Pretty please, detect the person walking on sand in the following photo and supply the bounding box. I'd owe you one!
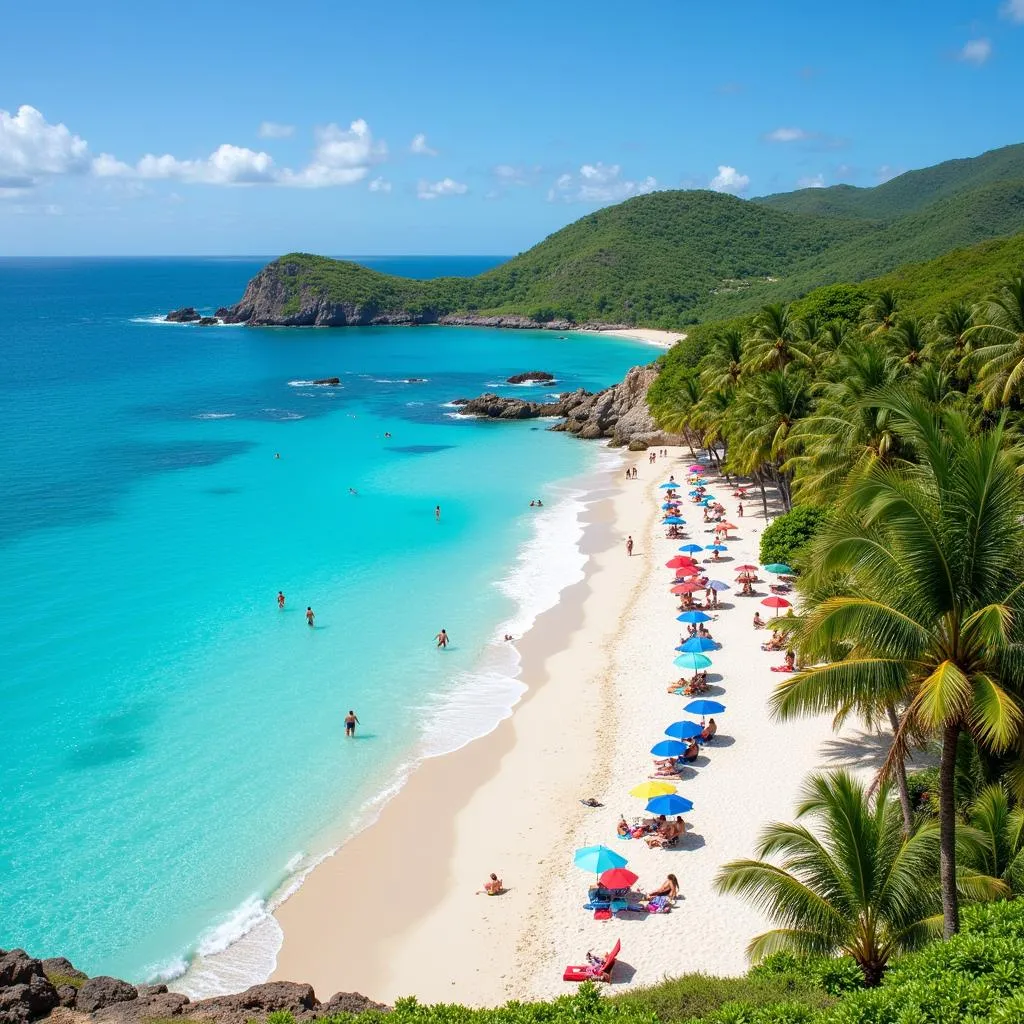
[737,502,743,517]
[344,709,359,737]
[626,535,634,556]
[306,606,315,627]
[436,628,449,649]
[277,591,285,610]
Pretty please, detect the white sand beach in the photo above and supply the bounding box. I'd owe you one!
[271,451,879,1005]
[594,328,684,349]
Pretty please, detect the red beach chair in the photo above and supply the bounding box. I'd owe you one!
[563,939,621,983]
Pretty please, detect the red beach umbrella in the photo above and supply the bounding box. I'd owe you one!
[675,581,704,594]
[761,596,792,608]
[666,556,698,569]
[736,564,759,572]
[599,867,639,889]
[687,465,704,473]
[673,566,700,577]
[736,573,758,582]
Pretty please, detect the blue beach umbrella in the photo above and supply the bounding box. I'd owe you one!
[706,543,728,552]
[646,793,694,815]
[764,563,793,574]
[664,516,685,525]
[707,580,730,591]
[674,652,712,671]
[662,503,681,511]
[665,720,704,740]
[650,740,688,757]
[688,489,702,496]
[679,543,703,553]
[679,636,716,653]
[573,844,628,874]
[659,482,680,489]
[685,699,726,716]
[677,610,712,624]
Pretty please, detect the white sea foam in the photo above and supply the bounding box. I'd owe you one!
[260,409,304,421]
[444,411,477,420]
[405,401,424,407]
[195,412,236,420]
[287,379,344,388]
[439,401,464,409]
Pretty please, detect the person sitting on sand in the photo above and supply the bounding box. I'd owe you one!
[667,677,685,693]
[682,738,700,763]
[785,649,796,670]
[753,611,764,629]
[741,580,754,596]
[478,872,503,895]
[702,718,717,742]
[617,816,631,838]
[645,874,679,902]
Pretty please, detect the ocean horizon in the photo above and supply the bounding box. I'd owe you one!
[0,256,651,991]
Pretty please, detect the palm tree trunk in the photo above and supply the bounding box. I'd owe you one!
[885,703,914,835]
[756,471,769,519]
[939,720,961,937]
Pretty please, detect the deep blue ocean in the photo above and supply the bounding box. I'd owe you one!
[0,256,651,990]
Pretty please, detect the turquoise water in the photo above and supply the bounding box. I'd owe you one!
[0,258,649,987]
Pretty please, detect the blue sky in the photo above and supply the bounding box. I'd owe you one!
[1,0,1022,255]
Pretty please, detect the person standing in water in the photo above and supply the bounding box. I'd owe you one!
[436,628,449,649]
[277,591,286,610]
[626,535,634,557]
[435,505,441,521]
[344,710,360,737]
[306,606,315,627]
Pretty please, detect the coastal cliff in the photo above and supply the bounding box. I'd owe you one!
[0,948,386,1024]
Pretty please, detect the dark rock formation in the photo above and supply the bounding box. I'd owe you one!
[76,978,137,1013]
[0,951,59,1024]
[197,317,219,326]
[0,949,388,1024]
[312,377,341,386]
[452,365,677,448]
[507,371,555,384]
[166,307,201,323]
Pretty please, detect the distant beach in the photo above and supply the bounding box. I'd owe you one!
[268,452,876,1005]
[593,328,684,349]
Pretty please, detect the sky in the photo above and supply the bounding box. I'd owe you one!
[1,0,1023,256]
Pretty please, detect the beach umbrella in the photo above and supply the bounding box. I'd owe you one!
[573,844,628,874]
[685,699,726,716]
[666,556,697,569]
[659,481,680,489]
[651,739,688,757]
[764,563,793,574]
[665,720,704,739]
[706,543,728,552]
[688,489,703,496]
[679,636,716,652]
[664,516,685,525]
[675,581,704,595]
[646,793,694,815]
[674,652,712,671]
[688,465,704,473]
[736,574,758,583]
[661,502,680,510]
[599,867,639,889]
[707,580,730,591]
[679,543,704,553]
[677,610,712,623]
[629,780,676,799]
[718,522,739,533]
[736,564,759,572]
[762,596,792,608]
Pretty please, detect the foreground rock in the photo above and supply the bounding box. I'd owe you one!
[165,307,200,323]
[507,370,555,384]
[0,949,388,1024]
[455,364,677,448]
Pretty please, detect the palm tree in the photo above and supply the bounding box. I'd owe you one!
[969,278,1024,408]
[772,393,1024,937]
[727,368,813,513]
[861,289,901,337]
[648,369,703,454]
[715,771,941,986]
[700,326,746,394]
[959,784,1024,896]
[927,300,975,378]
[744,304,812,372]
[889,316,931,368]
[787,342,908,506]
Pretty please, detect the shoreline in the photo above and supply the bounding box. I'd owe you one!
[587,327,684,349]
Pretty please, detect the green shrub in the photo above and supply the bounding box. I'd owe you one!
[266,1013,296,1024]
[44,972,85,990]
[759,506,829,569]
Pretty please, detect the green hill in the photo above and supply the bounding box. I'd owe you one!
[221,142,1024,329]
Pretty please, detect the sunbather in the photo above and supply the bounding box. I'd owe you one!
[645,873,679,902]
[478,872,503,895]
[701,718,717,741]
[616,817,631,838]
[682,739,699,763]
[752,612,764,629]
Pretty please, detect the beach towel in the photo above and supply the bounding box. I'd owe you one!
[647,896,671,913]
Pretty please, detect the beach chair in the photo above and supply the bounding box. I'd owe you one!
[563,939,621,983]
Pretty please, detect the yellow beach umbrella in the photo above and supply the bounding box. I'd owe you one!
[629,780,677,799]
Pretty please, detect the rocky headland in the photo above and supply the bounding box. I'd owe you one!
[0,948,387,1024]
[454,365,678,449]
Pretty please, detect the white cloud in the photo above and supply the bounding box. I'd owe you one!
[797,173,825,188]
[258,121,294,139]
[876,164,903,183]
[765,127,809,143]
[410,133,438,156]
[548,162,657,203]
[417,177,468,200]
[958,38,992,63]
[280,119,386,187]
[368,176,392,193]
[494,163,527,184]
[709,165,750,194]
[0,105,90,190]
[96,143,278,185]
[1001,0,1024,21]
